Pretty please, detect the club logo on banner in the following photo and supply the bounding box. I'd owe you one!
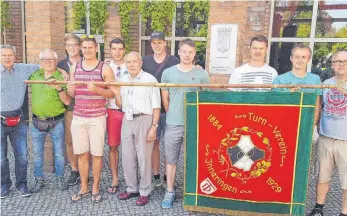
[198,105,300,203]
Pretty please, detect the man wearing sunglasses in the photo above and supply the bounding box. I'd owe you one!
[29,49,71,193]
[105,38,128,194]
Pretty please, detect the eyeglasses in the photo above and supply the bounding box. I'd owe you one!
[40,58,56,62]
[66,44,79,48]
[332,60,347,66]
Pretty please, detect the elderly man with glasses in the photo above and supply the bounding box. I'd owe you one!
[29,49,71,193]
[1,45,68,199]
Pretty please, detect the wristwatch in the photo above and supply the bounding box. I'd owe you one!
[152,123,159,128]
[57,88,64,92]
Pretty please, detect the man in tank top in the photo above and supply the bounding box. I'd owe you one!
[67,36,116,203]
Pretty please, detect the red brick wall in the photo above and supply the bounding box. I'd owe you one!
[104,3,138,59]
[104,5,122,59]
[244,1,271,63]
[128,10,139,53]
[4,1,24,62]
[206,1,272,84]
[25,1,65,63]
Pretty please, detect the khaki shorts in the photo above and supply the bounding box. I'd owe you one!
[316,135,347,189]
[71,115,106,156]
[64,111,73,145]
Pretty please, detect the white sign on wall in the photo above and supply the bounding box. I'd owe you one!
[209,24,238,74]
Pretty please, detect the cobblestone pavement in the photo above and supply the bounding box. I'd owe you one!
[1,130,342,216]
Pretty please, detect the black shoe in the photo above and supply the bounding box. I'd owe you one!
[307,208,323,216]
[30,177,44,193]
[67,171,80,186]
[16,184,31,197]
[1,185,10,199]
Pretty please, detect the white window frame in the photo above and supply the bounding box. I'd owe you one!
[139,3,208,55]
[267,0,347,72]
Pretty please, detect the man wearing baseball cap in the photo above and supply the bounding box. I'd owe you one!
[142,31,179,188]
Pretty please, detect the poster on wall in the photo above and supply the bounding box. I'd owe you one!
[209,24,238,75]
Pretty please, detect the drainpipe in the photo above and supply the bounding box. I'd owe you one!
[21,0,26,63]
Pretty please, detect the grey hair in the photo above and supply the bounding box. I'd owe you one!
[332,49,347,61]
[39,49,58,60]
[0,44,16,55]
[124,51,142,62]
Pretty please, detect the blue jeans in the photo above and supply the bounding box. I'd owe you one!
[1,113,28,188]
[31,119,65,177]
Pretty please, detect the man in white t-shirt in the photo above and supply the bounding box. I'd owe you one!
[105,38,128,194]
[228,35,277,92]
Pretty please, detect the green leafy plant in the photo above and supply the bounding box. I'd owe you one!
[118,1,138,52]
[67,0,86,32]
[67,0,108,35]
[0,0,11,32]
[139,0,176,34]
[68,0,210,53]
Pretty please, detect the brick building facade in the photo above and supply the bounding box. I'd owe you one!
[2,0,347,171]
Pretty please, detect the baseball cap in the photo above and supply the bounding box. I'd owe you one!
[150,31,165,41]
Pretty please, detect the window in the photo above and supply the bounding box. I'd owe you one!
[139,1,208,68]
[269,0,347,76]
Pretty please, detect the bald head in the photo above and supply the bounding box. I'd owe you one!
[125,51,143,77]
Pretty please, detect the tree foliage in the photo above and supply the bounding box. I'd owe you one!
[139,0,176,35]
[0,0,11,32]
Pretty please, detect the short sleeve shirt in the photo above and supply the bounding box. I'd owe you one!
[29,69,67,117]
[228,63,278,92]
[272,71,322,95]
[119,71,161,114]
[161,65,210,125]
[319,77,347,140]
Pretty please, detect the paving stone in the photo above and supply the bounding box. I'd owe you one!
[1,130,342,216]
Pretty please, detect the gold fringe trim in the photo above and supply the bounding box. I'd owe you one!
[184,205,296,216]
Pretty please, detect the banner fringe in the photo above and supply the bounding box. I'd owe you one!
[184,205,293,216]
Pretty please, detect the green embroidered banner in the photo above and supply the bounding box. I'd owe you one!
[184,91,317,216]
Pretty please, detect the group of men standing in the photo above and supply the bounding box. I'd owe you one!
[1,32,346,215]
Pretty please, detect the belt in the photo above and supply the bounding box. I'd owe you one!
[33,113,64,121]
[133,113,148,118]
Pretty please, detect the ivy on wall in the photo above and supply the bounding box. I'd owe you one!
[68,0,210,53]
[118,1,138,52]
[0,0,11,32]
[67,0,108,35]
[139,0,176,34]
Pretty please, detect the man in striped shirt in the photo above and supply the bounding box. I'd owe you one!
[67,36,116,203]
[228,35,278,92]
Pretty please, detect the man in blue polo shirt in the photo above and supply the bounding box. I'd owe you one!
[273,44,322,125]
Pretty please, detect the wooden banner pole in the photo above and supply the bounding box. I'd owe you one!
[24,80,347,93]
